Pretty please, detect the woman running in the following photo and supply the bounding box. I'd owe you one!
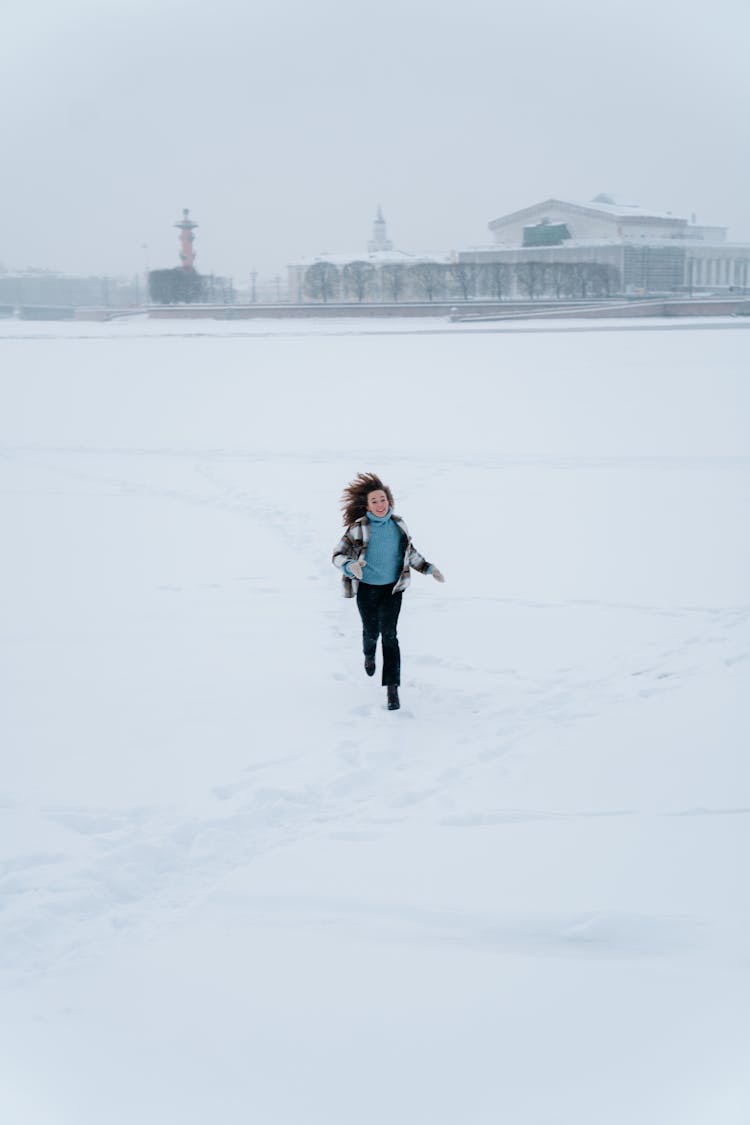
[332,472,444,710]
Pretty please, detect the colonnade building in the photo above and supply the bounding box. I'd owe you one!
[459,196,750,296]
[287,208,449,304]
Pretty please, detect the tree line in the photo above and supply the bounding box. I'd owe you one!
[303,259,621,303]
[148,268,234,305]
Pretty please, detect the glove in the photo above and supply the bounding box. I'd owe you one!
[431,566,445,583]
[348,559,366,580]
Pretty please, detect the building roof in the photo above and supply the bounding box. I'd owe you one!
[566,198,683,221]
[293,248,451,267]
[295,249,415,267]
[489,197,687,230]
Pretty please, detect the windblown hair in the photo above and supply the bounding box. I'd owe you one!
[340,472,395,527]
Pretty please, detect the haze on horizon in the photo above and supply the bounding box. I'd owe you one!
[1,0,747,282]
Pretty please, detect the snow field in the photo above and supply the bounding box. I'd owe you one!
[1,317,749,1124]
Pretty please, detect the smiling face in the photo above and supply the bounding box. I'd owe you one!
[366,489,389,517]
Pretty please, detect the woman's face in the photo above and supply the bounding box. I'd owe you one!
[366,489,389,517]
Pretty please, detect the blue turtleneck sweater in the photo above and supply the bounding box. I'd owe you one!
[345,509,403,585]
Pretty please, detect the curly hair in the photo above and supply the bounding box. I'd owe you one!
[340,472,395,527]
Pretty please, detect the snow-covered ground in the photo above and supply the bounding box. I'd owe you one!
[2,316,749,1124]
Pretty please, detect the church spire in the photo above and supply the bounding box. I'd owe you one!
[368,205,393,252]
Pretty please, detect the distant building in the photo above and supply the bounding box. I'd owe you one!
[0,269,140,314]
[459,196,750,296]
[288,196,750,306]
[288,208,449,304]
[367,205,393,253]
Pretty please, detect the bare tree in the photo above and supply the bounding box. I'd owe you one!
[148,267,204,304]
[589,263,620,297]
[381,263,406,303]
[480,261,511,301]
[546,261,575,299]
[570,262,596,298]
[570,262,585,297]
[449,262,478,301]
[342,261,375,303]
[515,261,547,300]
[304,262,340,303]
[409,262,446,303]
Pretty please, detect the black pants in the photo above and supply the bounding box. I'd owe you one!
[356,583,403,686]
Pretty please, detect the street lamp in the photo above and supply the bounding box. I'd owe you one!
[141,243,149,306]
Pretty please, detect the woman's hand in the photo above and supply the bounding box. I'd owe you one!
[348,560,366,580]
[431,566,445,583]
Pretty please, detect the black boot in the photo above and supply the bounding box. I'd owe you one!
[364,655,376,677]
[387,685,400,711]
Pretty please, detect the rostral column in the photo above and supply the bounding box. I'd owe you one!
[175,208,198,269]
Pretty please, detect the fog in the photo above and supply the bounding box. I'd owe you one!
[1,0,748,280]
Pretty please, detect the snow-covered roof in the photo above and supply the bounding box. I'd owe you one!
[489,198,689,229]
[566,198,684,222]
[292,248,447,267]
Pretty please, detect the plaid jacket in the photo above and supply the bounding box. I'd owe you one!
[332,514,432,598]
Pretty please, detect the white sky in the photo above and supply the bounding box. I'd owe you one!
[1,0,748,279]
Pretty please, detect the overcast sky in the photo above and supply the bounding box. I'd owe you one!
[1,0,748,280]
